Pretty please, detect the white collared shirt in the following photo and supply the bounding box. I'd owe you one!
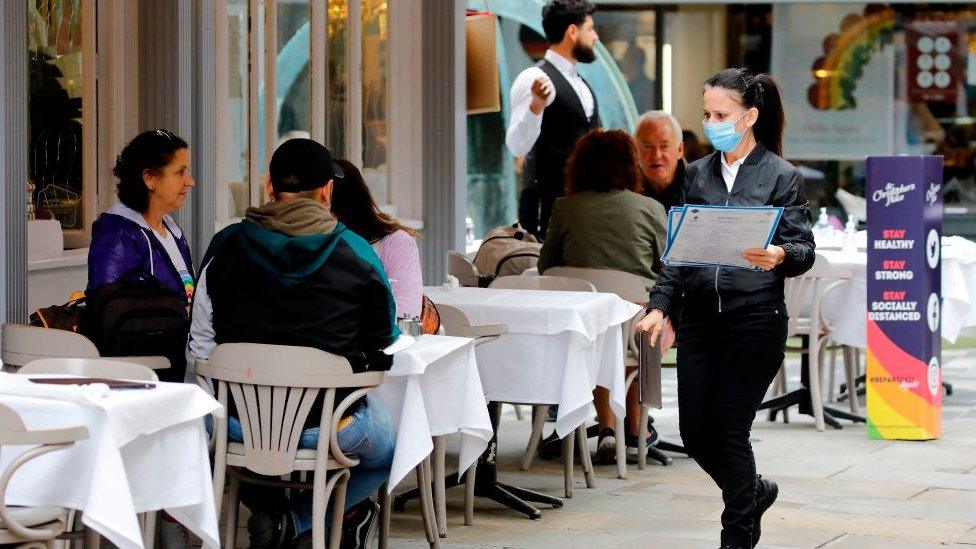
[505,49,596,157]
[720,153,746,194]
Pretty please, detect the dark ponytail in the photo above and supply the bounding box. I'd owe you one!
[704,68,785,157]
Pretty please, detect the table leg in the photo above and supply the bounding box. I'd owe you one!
[464,462,476,526]
[433,436,447,538]
[142,512,157,549]
[562,429,574,498]
[394,402,564,521]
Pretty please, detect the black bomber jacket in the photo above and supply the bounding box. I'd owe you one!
[647,143,816,317]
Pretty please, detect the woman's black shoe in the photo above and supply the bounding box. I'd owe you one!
[752,475,779,547]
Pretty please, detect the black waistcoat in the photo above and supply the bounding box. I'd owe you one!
[521,59,601,195]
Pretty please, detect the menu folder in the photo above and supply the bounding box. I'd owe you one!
[29,377,156,390]
[637,330,663,409]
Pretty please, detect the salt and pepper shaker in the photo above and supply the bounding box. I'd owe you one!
[397,316,423,337]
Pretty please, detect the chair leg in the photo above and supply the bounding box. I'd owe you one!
[433,436,448,538]
[576,425,596,489]
[378,482,392,549]
[614,412,627,479]
[311,468,328,549]
[328,472,349,549]
[83,529,99,549]
[142,512,157,549]
[521,405,548,471]
[513,404,525,421]
[638,404,650,470]
[844,346,861,414]
[224,475,240,549]
[464,462,476,526]
[562,430,575,498]
[809,339,826,432]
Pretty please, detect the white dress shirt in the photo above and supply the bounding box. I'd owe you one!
[720,153,746,194]
[505,49,596,158]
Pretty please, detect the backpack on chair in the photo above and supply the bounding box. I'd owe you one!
[78,279,189,382]
[473,223,542,278]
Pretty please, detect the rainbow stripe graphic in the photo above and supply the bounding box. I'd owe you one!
[808,6,895,110]
[866,319,941,440]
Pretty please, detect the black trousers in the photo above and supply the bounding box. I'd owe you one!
[676,300,788,547]
[517,187,560,240]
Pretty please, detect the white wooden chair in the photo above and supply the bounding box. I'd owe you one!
[16,357,159,548]
[545,267,655,477]
[431,303,507,532]
[487,274,597,498]
[1,324,170,372]
[0,403,88,549]
[445,251,481,288]
[779,253,834,431]
[197,343,400,549]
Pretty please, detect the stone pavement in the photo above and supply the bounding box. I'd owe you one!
[385,343,976,549]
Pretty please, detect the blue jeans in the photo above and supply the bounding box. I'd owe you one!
[226,395,396,534]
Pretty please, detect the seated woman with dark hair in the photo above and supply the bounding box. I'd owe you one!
[87,129,195,381]
[330,158,423,319]
[538,128,668,462]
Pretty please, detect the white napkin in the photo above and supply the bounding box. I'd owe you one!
[383,335,417,355]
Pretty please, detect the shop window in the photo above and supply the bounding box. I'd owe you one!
[27,0,87,234]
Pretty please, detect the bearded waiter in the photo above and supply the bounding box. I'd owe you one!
[506,0,601,240]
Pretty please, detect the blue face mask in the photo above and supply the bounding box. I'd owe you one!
[702,111,748,153]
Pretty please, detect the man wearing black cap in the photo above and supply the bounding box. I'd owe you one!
[189,138,397,548]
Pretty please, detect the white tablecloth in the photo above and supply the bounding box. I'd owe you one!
[425,287,641,438]
[373,335,492,493]
[0,374,221,549]
[817,236,976,348]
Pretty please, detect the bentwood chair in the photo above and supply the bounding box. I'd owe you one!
[0,403,88,549]
[545,267,668,476]
[431,303,507,533]
[487,275,597,498]
[197,343,393,549]
[1,324,170,373]
[16,357,160,548]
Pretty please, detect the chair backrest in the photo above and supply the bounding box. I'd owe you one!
[0,403,88,542]
[489,274,595,292]
[446,250,480,287]
[783,253,833,337]
[544,266,648,303]
[436,303,472,335]
[434,303,508,340]
[835,188,866,223]
[19,358,159,381]
[197,343,385,476]
[1,324,99,368]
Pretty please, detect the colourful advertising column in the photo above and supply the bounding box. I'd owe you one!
[866,156,942,440]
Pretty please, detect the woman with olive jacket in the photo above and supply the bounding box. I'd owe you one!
[636,68,815,549]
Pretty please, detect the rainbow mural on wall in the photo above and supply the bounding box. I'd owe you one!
[866,156,943,440]
[808,6,895,110]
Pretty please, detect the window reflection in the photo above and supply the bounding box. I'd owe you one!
[227,0,250,218]
[361,0,390,204]
[28,0,84,230]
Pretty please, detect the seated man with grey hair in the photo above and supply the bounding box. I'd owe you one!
[634,110,686,211]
